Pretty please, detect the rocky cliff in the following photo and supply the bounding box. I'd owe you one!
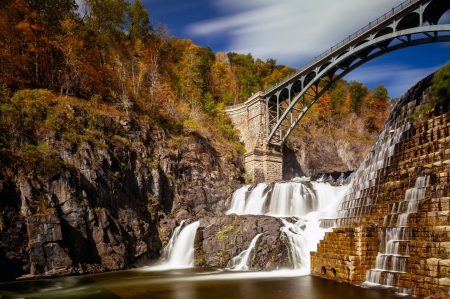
[283,134,371,179]
[0,95,244,282]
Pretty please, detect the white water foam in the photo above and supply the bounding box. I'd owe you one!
[152,221,200,270]
[225,181,350,271]
[227,233,263,270]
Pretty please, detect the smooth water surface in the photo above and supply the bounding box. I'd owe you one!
[0,268,414,299]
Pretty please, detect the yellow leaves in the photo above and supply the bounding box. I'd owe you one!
[344,93,351,114]
[216,52,227,62]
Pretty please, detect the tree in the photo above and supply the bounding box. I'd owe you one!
[329,80,348,118]
[373,84,388,102]
[80,0,128,48]
[24,0,78,36]
[126,0,152,42]
[348,81,368,113]
[0,0,47,88]
[210,52,232,104]
[227,52,259,103]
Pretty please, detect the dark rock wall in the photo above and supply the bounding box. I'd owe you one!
[283,135,371,180]
[0,115,244,282]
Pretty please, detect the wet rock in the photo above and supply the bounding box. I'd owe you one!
[194,215,291,270]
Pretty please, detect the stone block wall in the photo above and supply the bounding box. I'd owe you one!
[226,93,283,183]
[310,227,378,284]
[311,73,450,298]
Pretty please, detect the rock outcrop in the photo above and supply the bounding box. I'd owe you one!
[0,110,244,282]
[283,134,372,179]
[194,215,292,270]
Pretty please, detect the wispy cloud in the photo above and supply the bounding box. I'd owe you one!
[187,0,406,67]
[344,63,441,98]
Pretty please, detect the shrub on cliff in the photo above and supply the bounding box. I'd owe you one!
[432,61,450,111]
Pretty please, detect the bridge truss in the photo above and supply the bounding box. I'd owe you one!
[264,0,450,145]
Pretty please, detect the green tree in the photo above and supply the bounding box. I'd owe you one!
[126,0,152,42]
[373,84,388,102]
[348,81,368,113]
[227,52,259,103]
[81,0,128,47]
[25,0,78,35]
[329,80,348,118]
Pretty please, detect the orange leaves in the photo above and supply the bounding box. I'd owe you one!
[0,0,44,88]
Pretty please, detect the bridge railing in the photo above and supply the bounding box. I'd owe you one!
[263,0,420,96]
[224,91,264,111]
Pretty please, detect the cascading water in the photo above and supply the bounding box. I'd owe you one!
[227,183,269,215]
[335,121,411,227]
[227,233,263,270]
[226,180,350,271]
[163,220,186,260]
[364,176,429,290]
[161,221,200,268]
[157,178,348,273]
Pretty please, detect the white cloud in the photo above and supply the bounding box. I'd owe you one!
[187,0,406,67]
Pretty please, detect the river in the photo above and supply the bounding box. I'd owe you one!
[0,267,414,299]
[0,180,415,298]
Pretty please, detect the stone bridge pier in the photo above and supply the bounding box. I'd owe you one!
[225,93,283,183]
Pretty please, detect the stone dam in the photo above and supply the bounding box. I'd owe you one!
[311,73,450,298]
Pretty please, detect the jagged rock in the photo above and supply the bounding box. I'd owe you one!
[194,215,292,270]
[0,112,243,282]
[283,135,370,179]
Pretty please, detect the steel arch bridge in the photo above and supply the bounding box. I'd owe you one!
[260,0,450,145]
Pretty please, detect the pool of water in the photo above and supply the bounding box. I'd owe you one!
[0,268,414,299]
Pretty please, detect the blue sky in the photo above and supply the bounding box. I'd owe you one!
[143,0,450,98]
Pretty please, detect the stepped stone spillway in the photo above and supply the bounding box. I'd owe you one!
[311,73,450,298]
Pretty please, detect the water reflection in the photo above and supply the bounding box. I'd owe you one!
[0,268,414,299]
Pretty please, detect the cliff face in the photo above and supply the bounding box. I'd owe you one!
[0,106,244,282]
[283,135,371,179]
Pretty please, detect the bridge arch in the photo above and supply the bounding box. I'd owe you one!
[263,0,450,145]
[224,0,450,183]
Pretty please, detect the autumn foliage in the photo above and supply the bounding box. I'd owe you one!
[295,80,391,142]
[0,0,392,158]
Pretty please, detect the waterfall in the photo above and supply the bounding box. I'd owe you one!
[163,220,186,260]
[336,173,345,185]
[364,176,429,289]
[280,218,325,270]
[225,180,350,270]
[227,181,348,218]
[227,185,252,215]
[163,221,200,268]
[335,122,411,227]
[269,183,316,217]
[227,233,263,270]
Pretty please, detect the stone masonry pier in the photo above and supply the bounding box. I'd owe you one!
[225,93,282,183]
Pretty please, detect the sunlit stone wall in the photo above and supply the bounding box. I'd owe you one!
[226,93,282,183]
[312,74,450,298]
[310,227,378,283]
